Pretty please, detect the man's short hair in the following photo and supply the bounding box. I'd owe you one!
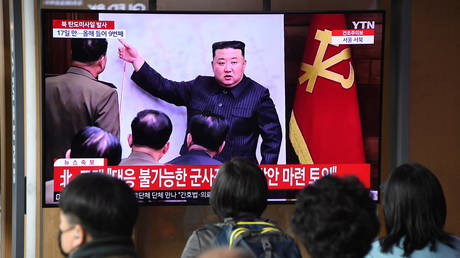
[210,158,267,219]
[131,109,172,150]
[71,38,108,63]
[292,176,379,258]
[70,126,121,165]
[190,114,228,152]
[212,40,245,58]
[59,173,138,238]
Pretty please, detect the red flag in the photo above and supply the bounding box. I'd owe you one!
[289,14,365,164]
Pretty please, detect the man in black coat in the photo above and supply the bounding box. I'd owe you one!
[168,113,228,165]
[118,40,282,165]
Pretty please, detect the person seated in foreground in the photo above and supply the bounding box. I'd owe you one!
[66,126,122,165]
[292,175,379,258]
[168,113,228,165]
[58,173,138,257]
[119,109,172,165]
[365,162,460,258]
[181,158,301,258]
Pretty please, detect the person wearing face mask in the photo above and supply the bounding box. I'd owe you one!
[58,173,138,258]
[118,39,282,165]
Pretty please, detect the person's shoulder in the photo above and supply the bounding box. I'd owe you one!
[166,156,183,164]
[243,76,268,91]
[433,237,460,257]
[364,240,388,258]
[97,80,117,89]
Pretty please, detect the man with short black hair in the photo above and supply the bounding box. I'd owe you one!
[58,173,138,257]
[45,38,119,182]
[168,114,228,165]
[118,39,282,165]
[119,109,172,165]
[66,126,122,166]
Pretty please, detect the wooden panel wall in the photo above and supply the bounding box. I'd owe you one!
[408,0,460,235]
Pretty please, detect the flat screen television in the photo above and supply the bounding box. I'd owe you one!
[42,10,384,207]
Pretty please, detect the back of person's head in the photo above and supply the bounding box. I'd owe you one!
[381,162,453,256]
[59,173,138,238]
[212,40,245,58]
[198,248,254,258]
[131,109,172,150]
[70,126,121,165]
[210,158,267,219]
[71,38,108,63]
[292,176,379,258]
[190,114,228,152]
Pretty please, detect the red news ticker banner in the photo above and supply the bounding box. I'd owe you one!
[331,29,375,36]
[52,19,115,29]
[53,159,370,192]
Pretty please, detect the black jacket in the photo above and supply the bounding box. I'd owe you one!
[132,62,282,164]
[69,236,137,258]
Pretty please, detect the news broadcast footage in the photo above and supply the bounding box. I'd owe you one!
[42,10,384,206]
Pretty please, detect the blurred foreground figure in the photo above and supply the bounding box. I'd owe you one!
[292,176,379,258]
[181,158,301,258]
[58,173,138,257]
[366,163,460,258]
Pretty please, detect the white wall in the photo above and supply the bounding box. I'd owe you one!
[99,13,286,163]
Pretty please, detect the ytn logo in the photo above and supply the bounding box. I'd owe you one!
[352,21,375,29]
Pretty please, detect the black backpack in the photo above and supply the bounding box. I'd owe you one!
[206,220,301,258]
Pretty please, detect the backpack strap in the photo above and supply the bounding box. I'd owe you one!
[261,236,273,258]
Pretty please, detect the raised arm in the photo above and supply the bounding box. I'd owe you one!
[118,39,145,72]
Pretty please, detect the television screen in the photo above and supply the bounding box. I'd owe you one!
[42,10,384,206]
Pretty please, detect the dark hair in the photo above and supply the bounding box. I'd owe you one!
[380,162,454,256]
[212,41,245,58]
[71,38,108,63]
[190,114,228,152]
[70,126,121,165]
[59,173,138,238]
[210,158,267,219]
[131,109,172,150]
[292,176,379,258]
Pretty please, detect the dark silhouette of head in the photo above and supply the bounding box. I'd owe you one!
[131,109,172,150]
[70,126,121,165]
[189,114,228,152]
[71,38,108,63]
[380,162,454,256]
[59,173,138,239]
[210,158,267,219]
[292,176,379,258]
[212,40,245,58]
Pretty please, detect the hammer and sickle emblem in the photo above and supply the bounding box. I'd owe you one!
[298,29,355,93]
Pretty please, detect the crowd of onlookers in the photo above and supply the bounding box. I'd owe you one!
[58,138,460,258]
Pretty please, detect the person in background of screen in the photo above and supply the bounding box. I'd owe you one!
[181,158,301,258]
[365,163,460,258]
[45,38,119,182]
[119,109,172,165]
[58,173,138,257]
[198,248,253,258]
[66,126,122,165]
[292,175,379,258]
[168,113,228,165]
[46,126,122,204]
[118,39,282,165]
